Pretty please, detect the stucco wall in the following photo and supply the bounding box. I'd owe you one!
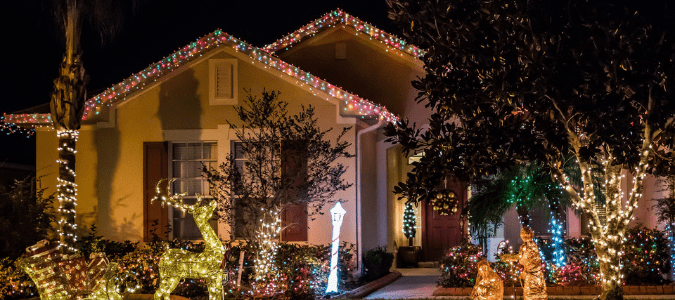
[278,28,430,124]
[35,47,357,247]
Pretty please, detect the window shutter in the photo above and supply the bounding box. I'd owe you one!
[143,142,169,241]
[215,63,233,99]
[283,203,308,241]
[281,143,308,241]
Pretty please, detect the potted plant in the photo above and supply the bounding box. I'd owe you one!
[398,202,422,267]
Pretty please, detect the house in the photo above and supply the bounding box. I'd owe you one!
[4,9,667,271]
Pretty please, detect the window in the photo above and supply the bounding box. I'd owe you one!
[209,59,238,105]
[171,142,218,240]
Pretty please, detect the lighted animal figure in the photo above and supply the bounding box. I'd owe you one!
[471,259,504,300]
[503,227,547,300]
[153,179,226,300]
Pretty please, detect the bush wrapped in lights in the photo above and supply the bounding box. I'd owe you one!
[622,226,671,285]
[438,240,483,287]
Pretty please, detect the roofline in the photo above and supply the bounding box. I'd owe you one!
[5,29,399,127]
[263,9,425,59]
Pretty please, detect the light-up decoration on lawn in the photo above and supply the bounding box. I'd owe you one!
[20,240,121,300]
[470,260,503,300]
[326,202,346,294]
[503,228,547,300]
[152,179,226,300]
[263,9,425,59]
[5,25,400,131]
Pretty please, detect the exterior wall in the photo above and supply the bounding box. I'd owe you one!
[278,28,429,124]
[35,48,357,247]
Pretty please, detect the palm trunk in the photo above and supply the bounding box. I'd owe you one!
[50,4,86,253]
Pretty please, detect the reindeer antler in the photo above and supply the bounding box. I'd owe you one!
[152,179,194,212]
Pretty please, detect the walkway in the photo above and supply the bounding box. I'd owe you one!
[364,268,443,299]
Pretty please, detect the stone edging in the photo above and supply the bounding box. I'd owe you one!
[434,285,675,296]
[334,270,403,299]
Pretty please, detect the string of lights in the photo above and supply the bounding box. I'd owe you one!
[4,24,402,133]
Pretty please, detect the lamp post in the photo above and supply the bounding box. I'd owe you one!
[326,202,346,294]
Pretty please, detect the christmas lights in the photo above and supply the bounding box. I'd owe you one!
[402,202,417,246]
[20,240,121,300]
[252,206,282,297]
[55,129,79,253]
[5,27,400,131]
[263,9,425,59]
[548,216,566,267]
[151,180,226,300]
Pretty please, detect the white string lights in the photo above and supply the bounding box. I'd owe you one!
[55,129,79,253]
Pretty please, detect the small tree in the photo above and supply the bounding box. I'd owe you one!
[402,202,416,246]
[385,1,675,299]
[204,90,353,283]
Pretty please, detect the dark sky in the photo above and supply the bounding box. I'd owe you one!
[0,0,398,165]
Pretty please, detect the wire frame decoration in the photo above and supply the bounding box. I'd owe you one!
[430,189,459,215]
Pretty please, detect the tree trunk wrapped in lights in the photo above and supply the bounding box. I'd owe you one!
[252,206,282,296]
[50,4,87,254]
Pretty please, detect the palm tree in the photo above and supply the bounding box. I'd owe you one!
[48,0,143,253]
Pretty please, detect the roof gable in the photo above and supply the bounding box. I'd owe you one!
[263,9,425,60]
[5,29,398,128]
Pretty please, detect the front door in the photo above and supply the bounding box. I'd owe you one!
[423,178,466,261]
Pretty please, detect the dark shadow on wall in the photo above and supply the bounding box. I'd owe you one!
[157,68,202,130]
[94,125,121,239]
[155,68,203,238]
[94,68,202,241]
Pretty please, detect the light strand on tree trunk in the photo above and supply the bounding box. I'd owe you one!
[56,129,79,253]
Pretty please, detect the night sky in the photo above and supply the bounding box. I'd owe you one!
[0,0,397,165]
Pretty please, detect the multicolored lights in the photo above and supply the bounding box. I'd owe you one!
[263,9,425,59]
[5,10,408,131]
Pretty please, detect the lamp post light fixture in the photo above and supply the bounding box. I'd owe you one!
[326,201,346,294]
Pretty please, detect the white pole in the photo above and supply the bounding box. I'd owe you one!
[326,202,346,293]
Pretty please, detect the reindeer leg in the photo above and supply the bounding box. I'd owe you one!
[208,272,224,300]
[154,274,181,300]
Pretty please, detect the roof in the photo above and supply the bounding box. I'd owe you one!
[263,9,425,60]
[4,28,399,128]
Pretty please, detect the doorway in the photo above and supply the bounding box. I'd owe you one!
[423,177,467,261]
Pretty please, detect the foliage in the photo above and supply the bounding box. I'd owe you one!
[0,257,37,300]
[622,225,671,285]
[361,246,395,282]
[0,177,55,259]
[1,235,357,300]
[386,0,675,297]
[204,90,354,239]
[75,225,138,260]
[653,176,675,226]
[438,240,482,287]
[468,162,570,246]
[440,227,671,288]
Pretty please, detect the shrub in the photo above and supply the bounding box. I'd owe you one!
[622,225,671,285]
[438,240,482,287]
[361,246,394,282]
[0,177,55,259]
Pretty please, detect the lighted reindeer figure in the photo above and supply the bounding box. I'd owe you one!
[153,179,226,300]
